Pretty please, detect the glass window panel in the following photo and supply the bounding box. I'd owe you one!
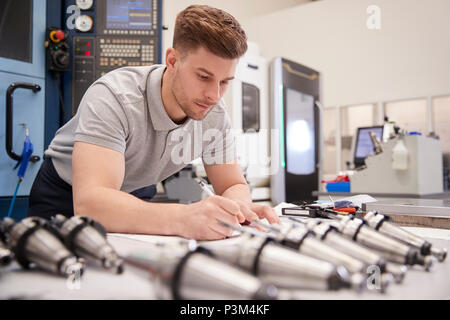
[242,82,260,132]
[323,107,337,175]
[0,0,33,62]
[385,99,427,134]
[340,104,375,169]
[285,88,315,175]
[433,96,450,168]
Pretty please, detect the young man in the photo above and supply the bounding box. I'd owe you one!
[29,5,280,240]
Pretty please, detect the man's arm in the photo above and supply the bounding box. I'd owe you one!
[204,160,280,224]
[72,141,242,239]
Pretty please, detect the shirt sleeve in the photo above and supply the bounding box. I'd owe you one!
[74,82,129,154]
[202,110,237,165]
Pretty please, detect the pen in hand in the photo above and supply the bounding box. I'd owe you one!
[197,179,259,228]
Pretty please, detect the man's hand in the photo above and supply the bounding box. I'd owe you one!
[180,195,246,240]
[234,200,281,225]
[177,196,281,241]
[203,161,281,230]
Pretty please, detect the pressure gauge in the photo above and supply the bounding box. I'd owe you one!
[75,15,93,32]
[76,0,94,10]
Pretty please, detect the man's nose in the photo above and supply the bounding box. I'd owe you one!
[204,82,220,103]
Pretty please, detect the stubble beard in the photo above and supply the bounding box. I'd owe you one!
[171,75,215,121]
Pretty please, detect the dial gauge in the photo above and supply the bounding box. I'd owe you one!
[76,0,94,10]
[75,15,93,32]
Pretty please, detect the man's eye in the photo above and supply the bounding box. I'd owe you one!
[198,75,208,80]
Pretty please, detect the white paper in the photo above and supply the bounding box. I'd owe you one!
[339,194,377,208]
[273,202,300,216]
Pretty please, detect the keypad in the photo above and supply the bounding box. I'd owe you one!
[98,37,155,66]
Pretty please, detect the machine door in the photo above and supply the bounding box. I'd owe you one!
[281,58,320,203]
[0,0,46,201]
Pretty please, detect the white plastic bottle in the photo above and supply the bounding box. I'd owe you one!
[392,139,409,170]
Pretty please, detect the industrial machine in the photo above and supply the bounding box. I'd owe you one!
[224,42,271,201]
[0,0,47,218]
[0,0,162,219]
[162,165,204,204]
[270,57,321,204]
[351,133,444,195]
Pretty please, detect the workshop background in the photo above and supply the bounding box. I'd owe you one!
[1,0,449,218]
[1,0,450,303]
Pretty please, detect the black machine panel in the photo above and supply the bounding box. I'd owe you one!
[67,0,162,115]
[72,37,95,112]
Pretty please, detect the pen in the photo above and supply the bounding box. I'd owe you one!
[197,179,245,234]
[197,179,215,196]
[196,179,264,230]
[328,195,334,204]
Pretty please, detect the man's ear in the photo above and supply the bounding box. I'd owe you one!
[165,48,178,72]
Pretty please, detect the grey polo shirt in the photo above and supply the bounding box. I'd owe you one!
[44,65,236,193]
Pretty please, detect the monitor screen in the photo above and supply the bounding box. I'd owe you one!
[0,0,32,62]
[354,126,383,166]
[106,0,152,30]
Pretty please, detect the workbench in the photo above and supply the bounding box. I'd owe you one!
[0,223,449,300]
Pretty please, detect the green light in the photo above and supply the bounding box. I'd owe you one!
[54,46,59,50]
[279,84,286,168]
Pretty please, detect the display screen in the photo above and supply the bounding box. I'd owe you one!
[354,127,383,160]
[285,88,315,175]
[106,0,152,30]
[0,0,32,62]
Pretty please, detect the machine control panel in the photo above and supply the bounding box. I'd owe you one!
[69,0,162,114]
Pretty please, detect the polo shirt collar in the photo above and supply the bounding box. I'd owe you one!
[148,65,190,131]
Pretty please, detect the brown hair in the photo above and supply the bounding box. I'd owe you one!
[173,5,248,59]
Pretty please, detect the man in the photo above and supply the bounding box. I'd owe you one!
[29,5,280,240]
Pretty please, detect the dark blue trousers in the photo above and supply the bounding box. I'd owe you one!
[28,156,156,220]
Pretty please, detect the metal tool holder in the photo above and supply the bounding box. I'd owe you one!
[123,241,278,300]
[202,229,352,291]
[51,214,124,274]
[0,217,84,277]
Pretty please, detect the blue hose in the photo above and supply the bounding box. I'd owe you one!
[7,179,22,218]
[7,130,33,219]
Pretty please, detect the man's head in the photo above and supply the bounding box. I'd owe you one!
[173,5,248,60]
[164,5,248,122]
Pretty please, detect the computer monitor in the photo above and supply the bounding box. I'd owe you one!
[353,126,384,168]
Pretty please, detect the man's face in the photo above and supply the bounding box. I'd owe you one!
[171,46,238,121]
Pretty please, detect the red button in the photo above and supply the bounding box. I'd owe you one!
[55,30,65,40]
